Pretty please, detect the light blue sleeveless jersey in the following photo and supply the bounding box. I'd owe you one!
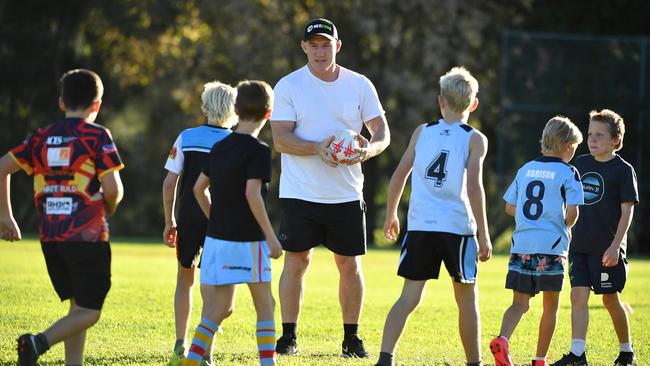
[503,156,584,256]
[407,120,477,235]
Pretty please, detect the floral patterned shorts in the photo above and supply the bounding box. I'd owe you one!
[505,253,566,295]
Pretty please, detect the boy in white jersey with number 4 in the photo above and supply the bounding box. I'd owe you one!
[375,67,492,366]
[490,117,584,366]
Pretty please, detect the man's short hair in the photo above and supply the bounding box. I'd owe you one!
[589,109,625,151]
[235,80,273,122]
[439,67,479,114]
[60,69,104,111]
[201,81,237,126]
[540,116,583,155]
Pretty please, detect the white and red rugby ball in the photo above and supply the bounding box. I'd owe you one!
[329,129,360,164]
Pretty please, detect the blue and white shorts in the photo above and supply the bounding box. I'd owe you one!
[397,231,478,283]
[200,236,272,286]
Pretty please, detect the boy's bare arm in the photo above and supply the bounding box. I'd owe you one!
[101,170,124,217]
[162,171,180,247]
[383,125,422,241]
[0,154,22,241]
[603,202,635,267]
[245,179,282,259]
[193,173,211,219]
[565,205,579,229]
[505,203,516,217]
[467,131,492,261]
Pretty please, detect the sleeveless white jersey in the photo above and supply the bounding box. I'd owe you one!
[407,120,477,235]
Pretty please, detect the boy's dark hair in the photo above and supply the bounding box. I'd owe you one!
[235,80,273,122]
[60,69,104,111]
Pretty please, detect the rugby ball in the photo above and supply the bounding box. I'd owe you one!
[329,129,360,164]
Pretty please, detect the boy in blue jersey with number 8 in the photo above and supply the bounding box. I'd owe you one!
[491,117,584,366]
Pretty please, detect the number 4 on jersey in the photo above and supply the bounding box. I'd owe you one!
[426,150,449,187]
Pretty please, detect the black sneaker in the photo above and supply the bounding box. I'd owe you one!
[275,335,298,355]
[614,351,636,366]
[550,352,588,366]
[342,336,368,358]
[17,334,39,366]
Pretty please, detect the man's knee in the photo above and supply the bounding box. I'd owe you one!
[284,252,311,274]
[335,255,362,277]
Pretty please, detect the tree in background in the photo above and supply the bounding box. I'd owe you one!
[2,0,648,251]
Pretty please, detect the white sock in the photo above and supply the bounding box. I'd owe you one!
[534,356,546,361]
[620,342,633,353]
[500,335,509,342]
[570,339,586,356]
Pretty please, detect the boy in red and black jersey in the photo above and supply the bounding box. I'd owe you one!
[0,69,124,366]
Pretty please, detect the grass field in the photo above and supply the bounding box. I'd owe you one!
[0,239,648,365]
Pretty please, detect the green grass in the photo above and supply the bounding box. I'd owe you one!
[1,239,648,365]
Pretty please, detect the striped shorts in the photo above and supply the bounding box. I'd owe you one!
[200,236,272,286]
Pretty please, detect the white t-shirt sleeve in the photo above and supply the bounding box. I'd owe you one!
[164,134,184,174]
[270,78,297,122]
[360,76,385,123]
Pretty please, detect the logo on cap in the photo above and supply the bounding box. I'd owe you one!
[304,18,338,41]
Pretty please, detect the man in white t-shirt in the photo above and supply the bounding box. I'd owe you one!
[270,18,390,358]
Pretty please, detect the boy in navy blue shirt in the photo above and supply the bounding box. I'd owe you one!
[553,110,638,366]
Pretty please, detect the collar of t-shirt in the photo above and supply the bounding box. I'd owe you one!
[535,156,563,163]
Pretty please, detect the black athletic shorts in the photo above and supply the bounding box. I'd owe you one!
[569,251,628,294]
[278,198,366,256]
[397,231,478,283]
[41,241,112,310]
[176,223,207,268]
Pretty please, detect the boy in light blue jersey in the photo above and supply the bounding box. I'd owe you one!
[491,116,584,366]
[162,81,236,366]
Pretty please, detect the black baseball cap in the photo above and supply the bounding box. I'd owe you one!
[303,18,338,41]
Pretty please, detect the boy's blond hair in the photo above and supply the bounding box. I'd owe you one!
[439,67,479,114]
[540,116,583,154]
[201,81,237,127]
[589,109,625,151]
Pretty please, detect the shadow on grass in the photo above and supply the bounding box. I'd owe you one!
[0,355,166,366]
[559,303,649,311]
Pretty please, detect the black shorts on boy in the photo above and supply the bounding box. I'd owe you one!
[569,251,627,294]
[176,223,207,268]
[278,198,366,256]
[41,241,112,310]
[397,231,478,283]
